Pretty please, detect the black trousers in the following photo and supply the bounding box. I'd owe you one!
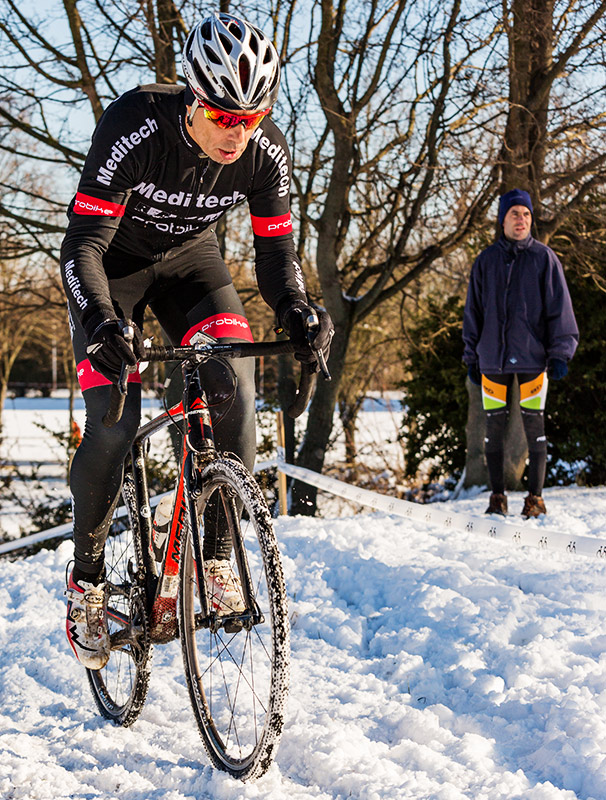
[482,372,547,496]
[68,232,256,576]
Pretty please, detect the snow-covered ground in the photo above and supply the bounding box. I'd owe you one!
[2,399,606,799]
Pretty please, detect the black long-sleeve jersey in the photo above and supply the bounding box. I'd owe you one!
[60,84,307,333]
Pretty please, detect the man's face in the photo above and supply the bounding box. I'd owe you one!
[503,205,532,241]
[186,105,256,165]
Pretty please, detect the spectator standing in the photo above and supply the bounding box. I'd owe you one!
[462,189,578,517]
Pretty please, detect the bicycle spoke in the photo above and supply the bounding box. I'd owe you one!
[203,630,268,713]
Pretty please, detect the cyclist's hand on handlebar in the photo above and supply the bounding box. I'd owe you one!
[86,318,145,382]
[278,299,334,373]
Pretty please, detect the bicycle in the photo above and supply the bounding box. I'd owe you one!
[84,327,326,781]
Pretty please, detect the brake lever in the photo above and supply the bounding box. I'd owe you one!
[102,322,135,428]
[305,311,331,380]
[117,322,135,396]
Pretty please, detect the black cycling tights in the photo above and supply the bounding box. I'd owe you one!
[485,409,547,496]
[69,240,257,579]
[70,383,142,573]
[70,355,256,578]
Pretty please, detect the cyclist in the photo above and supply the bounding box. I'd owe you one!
[61,12,333,669]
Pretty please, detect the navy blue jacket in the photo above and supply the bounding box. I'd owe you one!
[463,235,578,374]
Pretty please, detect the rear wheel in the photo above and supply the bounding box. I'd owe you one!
[87,470,153,726]
[179,458,290,781]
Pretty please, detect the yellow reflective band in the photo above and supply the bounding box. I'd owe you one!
[481,375,507,411]
[520,372,548,410]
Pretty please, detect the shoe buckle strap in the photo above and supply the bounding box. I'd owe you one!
[83,588,104,605]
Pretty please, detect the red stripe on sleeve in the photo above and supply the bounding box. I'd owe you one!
[250,212,293,237]
[74,192,126,217]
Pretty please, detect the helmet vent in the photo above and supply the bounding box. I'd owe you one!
[239,57,250,93]
[203,44,222,64]
[263,46,273,64]
[219,33,233,54]
[226,19,244,40]
[252,76,266,103]
[200,74,215,95]
[220,76,237,97]
[193,57,215,96]
[192,56,205,82]
[201,21,212,40]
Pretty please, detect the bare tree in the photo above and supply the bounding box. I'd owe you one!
[0,0,193,445]
[277,0,506,512]
[464,0,606,489]
[0,0,196,262]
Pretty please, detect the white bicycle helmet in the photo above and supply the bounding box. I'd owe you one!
[182,13,281,113]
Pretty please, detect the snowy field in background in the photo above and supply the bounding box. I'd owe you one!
[0,393,405,540]
[2,399,606,799]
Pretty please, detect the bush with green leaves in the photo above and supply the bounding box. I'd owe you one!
[545,229,606,485]
[399,294,468,482]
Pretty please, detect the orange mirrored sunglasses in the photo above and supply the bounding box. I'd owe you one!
[200,100,271,130]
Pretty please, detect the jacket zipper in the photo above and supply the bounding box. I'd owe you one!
[501,253,516,372]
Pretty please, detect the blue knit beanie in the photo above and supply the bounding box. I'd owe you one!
[497,188,533,226]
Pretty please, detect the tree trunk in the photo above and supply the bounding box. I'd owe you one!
[0,377,7,434]
[342,407,358,473]
[290,325,349,515]
[501,0,554,201]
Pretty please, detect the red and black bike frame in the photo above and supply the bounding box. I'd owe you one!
[110,338,319,639]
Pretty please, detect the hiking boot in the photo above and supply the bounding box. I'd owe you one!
[485,492,508,515]
[65,571,110,670]
[204,559,246,616]
[522,493,546,519]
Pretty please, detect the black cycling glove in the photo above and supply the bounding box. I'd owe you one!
[547,358,568,380]
[86,319,145,382]
[278,299,334,371]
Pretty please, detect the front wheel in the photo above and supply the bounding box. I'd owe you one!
[179,458,290,781]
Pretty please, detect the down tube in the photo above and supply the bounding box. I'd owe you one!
[184,451,210,618]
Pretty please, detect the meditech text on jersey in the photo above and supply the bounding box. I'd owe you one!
[133,181,246,209]
[96,117,159,186]
[250,127,291,197]
[63,259,88,310]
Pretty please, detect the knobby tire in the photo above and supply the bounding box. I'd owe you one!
[179,457,290,781]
